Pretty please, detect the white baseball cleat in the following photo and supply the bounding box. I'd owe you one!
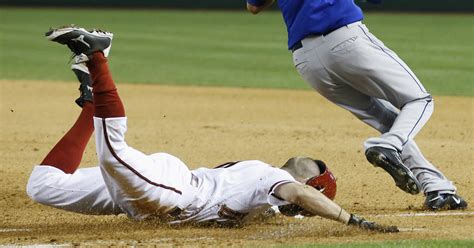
[46,24,113,63]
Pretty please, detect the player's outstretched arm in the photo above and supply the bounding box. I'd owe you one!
[246,0,275,14]
[274,182,399,233]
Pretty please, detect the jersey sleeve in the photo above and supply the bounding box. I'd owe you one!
[262,167,299,206]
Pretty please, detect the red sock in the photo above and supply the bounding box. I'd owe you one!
[87,52,125,118]
[41,102,94,174]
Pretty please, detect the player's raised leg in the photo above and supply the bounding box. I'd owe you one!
[27,59,121,215]
[38,86,93,174]
[72,63,93,108]
[46,25,195,220]
[37,62,94,174]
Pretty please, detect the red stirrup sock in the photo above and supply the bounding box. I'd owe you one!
[40,102,94,174]
[87,52,125,118]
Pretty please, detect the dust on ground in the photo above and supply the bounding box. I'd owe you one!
[0,80,472,246]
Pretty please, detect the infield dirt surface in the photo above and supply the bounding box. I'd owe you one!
[0,80,472,246]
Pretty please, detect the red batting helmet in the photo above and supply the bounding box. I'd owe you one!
[279,159,337,217]
[305,160,337,200]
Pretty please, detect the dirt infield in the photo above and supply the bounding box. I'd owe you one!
[0,80,472,246]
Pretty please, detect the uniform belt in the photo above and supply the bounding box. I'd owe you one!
[290,21,361,53]
[290,41,303,53]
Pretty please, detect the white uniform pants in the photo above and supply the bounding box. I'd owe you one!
[93,117,197,220]
[292,22,455,193]
[27,117,198,220]
[27,165,122,215]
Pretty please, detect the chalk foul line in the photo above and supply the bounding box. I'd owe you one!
[370,211,474,218]
[0,228,31,233]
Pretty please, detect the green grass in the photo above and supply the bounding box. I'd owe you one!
[281,240,474,248]
[0,8,472,96]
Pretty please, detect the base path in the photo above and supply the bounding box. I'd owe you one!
[0,80,472,246]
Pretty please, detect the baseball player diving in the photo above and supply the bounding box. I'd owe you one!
[26,25,398,232]
[245,0,467,210]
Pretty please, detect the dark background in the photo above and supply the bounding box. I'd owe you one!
[0,0,473,12]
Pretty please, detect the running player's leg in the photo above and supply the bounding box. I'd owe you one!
[333,24,464,201]
[302,23,465,208]
[294,42,458,198]
[299,23,433,152]
[344,98,463,209]
[402,140,455,194]
[331,96,456,195]
[358,100,456,195]
[27,65,121,215]
[331,24,433,153]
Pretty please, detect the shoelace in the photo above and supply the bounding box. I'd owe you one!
[55,26,110,63]
[92,28,111,35]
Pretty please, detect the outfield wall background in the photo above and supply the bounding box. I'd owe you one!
[0,0,473,12]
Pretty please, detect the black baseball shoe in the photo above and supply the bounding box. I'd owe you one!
[425,192,468,210]
[46,24,113,62]
[71,63,93,108]
[365,146,421,195]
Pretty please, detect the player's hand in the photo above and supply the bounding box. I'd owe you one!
[348,214,399,233]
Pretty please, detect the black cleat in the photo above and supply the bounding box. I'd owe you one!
[425,192,468,210]
[365,146,421,195]
[71,64,93,108]
[46,24,113,62]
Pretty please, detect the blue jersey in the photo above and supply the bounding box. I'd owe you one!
[277,0,364,49]
[246,0,382,49]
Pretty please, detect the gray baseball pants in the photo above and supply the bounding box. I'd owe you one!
[292,21,456,194]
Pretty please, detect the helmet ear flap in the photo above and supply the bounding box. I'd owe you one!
[305,160,337,200]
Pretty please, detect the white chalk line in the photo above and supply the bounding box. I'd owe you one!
[0,228,31,233]
[1,211,471,245]
[398,228,428,232]
[1,237,216,248]
[286,211,474,220]
[0,245,69,248]
[370,211,474,218]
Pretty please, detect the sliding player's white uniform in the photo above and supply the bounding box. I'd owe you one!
[27,117,296,225]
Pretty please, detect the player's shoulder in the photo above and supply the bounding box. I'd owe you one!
[240,159,271,166]
[240,160,295,179]
[238,160,280,170]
